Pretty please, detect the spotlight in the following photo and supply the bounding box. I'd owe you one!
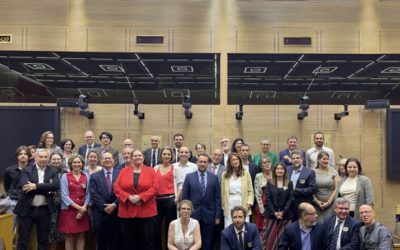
[334,104,349,120]
[182,95,192,119]
[298,96,309,120]
[133,96,145,119]
[78,95,94,119]
[235,105,244,120]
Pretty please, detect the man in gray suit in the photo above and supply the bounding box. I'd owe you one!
[117,139,133,165]
[143,135,162,167]
[207,148,226,250]
[95,132,119,168]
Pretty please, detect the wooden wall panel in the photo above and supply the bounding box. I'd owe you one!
[87,27,127,52]
[379,29,400,53]
[321,29,361,53]
[26,26,68,51]
[234,29,274,53]
[0,26,25,51]
[377,3,400,28]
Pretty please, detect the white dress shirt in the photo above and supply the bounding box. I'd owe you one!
[306,146,335,169]
[31,165,47,206]
[223,151,230,166]
[234,225,245,246]
[176,161,198,190]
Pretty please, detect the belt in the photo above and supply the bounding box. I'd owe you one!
[156,194,175,199]
[30,205,47,209]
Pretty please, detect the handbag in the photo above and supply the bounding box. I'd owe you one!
[0,194,11,214]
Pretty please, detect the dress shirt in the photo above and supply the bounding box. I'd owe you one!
[223,151,230,166]
[243,164,249,170]
[290,165,304,189]
[103,168,117,207]
[31,165,47,206]
[197,171,208,187]
[306,146,335,169]
[299,220,312,250]
[176,161,198,190]
[334,217,346,249]
[101,146,110,157]
[4,164,24,200]
[234,225,245,246]
[211,164,220,174]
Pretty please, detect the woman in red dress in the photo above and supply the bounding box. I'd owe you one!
[58,155,91,250]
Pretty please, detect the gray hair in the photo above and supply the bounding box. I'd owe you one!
[334,197,350,207]
[177,200,195,212]
[151,135,160,141]
[287,136,298,143]
[36,148,49,154]
[290,149,303,160]
[195,143,206,151]
[220,136,230,142]
[87,149,99,159]
[84,130,95,137]
[260,138,270,144]
[230,205,247,218]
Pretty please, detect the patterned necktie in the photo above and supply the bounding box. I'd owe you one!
[212,166,216,174]
[152,150,156,167]
[106,171,111,194]
[330,220,342,250]
[238,231,244,250]
[200,174,206,196]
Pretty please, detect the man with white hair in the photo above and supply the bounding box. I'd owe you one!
[220,136,231,166]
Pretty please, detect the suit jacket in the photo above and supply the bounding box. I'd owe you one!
[95,146,119,167]
[221,222,262,250]
[278,221,328,250]
[115,163,128,171]
[114,166,158,218]
[246,162,258,187]
[78,143,101,160]
[117,153,124,165]
[14,164,60,217]
[207,163,226,186]
[264,180,294,220]
[334,175,374,221]
[221,170,254,217]
[323,214,361,250]
[143,148,162,167]
[286,166,316,207]
[89,169,120,213]
[182,171,221,225]
[279,149,306,167]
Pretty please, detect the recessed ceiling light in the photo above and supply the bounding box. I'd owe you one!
[381,67,400,73]
[99,65,124,72]
[244,67,267,73]
[171,66,193,72]
[312,67,337,74]
[24,63,54,70]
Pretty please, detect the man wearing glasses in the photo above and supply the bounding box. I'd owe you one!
[117,139,133,165]
[220,137,231,166]
[359,205,394,250]
[95,132,119,167]
[143,135,161,167]
[278,202,328,250]
[323,198,361,250]
[78,130,101,161]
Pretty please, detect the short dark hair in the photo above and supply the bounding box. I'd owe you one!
[314,132,324,139]
[197,153,209,161]
[14,145,31,160]
[99,132,113,141]
[174,134,184,140]
[68,155,85,171]
[240,144,250,150]
[344,158,364,176]
[230,205,247,218]
[60,139,76,150]
[290,149,303,160]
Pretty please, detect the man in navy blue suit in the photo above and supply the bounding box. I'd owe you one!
[221,206,262,250]
[89,152,120,250]
[78,130,101,161]
[323,198,360,250]
[279,136,306,167]
[279,202,328,250]
[182,154,221,250]
[287,149,316,220]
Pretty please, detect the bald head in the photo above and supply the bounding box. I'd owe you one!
[212,149,223,165]
[101,152,114,170]
[298,202,317,227]
[150,135,160,149]
[123,139,133,148]
[179,146,190,162]
[359,205,375,226]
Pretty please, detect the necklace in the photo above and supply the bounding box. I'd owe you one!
[160,165,171,171]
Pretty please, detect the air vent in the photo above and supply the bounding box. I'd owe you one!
[99,65,124,72]
[171,66,193,73]
[244,67,267,73]
[381,67,400,73]
[136,36,164,45]
[23,63,54,70]
[313,67,337,74]
[284,37,311,46]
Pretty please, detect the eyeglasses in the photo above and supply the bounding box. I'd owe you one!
[85,136,93,139]
[304,212,317,216]
[52,159,61,162]
[220,141,229,144]
[102,137,110,140]
[359,211,373,215]
[46,137,54,140]
[262,162,271,164]
[102,157,113,161]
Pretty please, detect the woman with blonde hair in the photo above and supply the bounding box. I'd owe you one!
[337,158,347,178]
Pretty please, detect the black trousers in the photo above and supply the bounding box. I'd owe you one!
[93,208,119,250]
[155,197,177,250]
[211,216,224,250]
[17,206,51,250]
[120,216,156,250]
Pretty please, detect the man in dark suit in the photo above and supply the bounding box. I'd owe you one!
[115,147,133,171]
[220,136,231,167]
[95,131,119,167]
[279,136,306,167]
[221,205,262,250]
[323,197,360,250]
[287,149,316,221]
[279,203,328,250]
[14,148,60,250]
[182,154,221,250]
[90,152,121,250]
[207,149,226,250]
[143,135,162,167]
[78,130,101,161]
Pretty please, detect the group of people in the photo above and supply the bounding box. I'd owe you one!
[3,130,394,250]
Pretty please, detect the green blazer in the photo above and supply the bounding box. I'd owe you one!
[253,151,279,171]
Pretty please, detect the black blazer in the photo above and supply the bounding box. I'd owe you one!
[323,214,361,250]
[278,221,328,250]
[286,166,316,207]
[14,165,60,217]
[89,169,120,214]
[143,148,162,167]
[264,180,294,220]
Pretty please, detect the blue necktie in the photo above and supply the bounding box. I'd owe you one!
[200,174,206,196]
[330,220,342,250]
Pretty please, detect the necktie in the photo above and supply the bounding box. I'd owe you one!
[200,174,206,196]
[330,220,342,250]
[152,150,156,167]
[106,171,111,194]
[212,166,216,174]
[238,231,244,250]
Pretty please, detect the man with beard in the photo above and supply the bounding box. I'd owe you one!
[278,203,328,250]
[220,137,231,166]
[306,132,335,169]
[279,136,306,167]
[172,134,193,163]
[221,205,261,250]
[117,139,133,165]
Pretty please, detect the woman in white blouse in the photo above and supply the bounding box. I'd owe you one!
[168,200,201,250]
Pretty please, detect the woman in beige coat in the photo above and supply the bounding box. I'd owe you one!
[221,152,254,228]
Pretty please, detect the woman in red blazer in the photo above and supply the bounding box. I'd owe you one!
[114,149,159,250]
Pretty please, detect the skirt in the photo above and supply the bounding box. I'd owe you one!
[58,207,89,234]
[262,217,291,250]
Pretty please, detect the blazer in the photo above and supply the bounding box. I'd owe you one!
[264,180,294,220]
[323,214,361,250]
[89,169,120,212]
[95,146,119,167]
[78,143,102,160]
[334,175,374,221]
[207,163,226,186]
[114,166,158,218]
[143,148,162,167]
[182,171,221,224]
[279,149,306,167]
[286,166,316,207]
[221,169,254,217]
[253,152,278,171]
[117,153,124,165]
[247,162,258,187]
[221,222,262,250]
[278,221,328,250]
[14,164,60,217]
